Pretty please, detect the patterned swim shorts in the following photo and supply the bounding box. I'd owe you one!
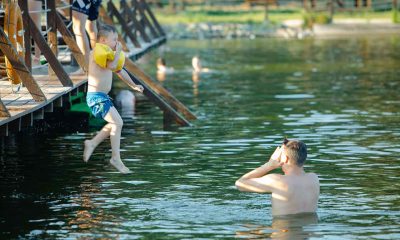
[86,92,113,119]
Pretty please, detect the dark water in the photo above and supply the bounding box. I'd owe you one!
[1,36,400,239]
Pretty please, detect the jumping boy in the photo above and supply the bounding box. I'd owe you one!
[83,24,144,174]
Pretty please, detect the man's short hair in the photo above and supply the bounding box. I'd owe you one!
[283,138,307,166]
[97,24,117,41]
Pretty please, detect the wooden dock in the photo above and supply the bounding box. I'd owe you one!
[0,37,165,136]
[0,0,195,137]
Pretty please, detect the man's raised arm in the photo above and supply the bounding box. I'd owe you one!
[235,147,283,193]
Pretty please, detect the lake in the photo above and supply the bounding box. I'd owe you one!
[1,36,399,239]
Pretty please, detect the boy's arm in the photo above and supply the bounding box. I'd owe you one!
[116,69,144,93]
[106,43,122,70]
[235,147,283,193]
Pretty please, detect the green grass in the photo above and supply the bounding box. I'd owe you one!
[153,7,395,25]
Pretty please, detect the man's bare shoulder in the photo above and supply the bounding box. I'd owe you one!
[306,172,319,180]
[260,173,284,182]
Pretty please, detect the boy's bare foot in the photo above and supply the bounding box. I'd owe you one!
[83,140,95,162]
[110,158,131,174]
[70,68,86,76]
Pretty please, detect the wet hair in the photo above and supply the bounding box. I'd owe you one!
[157,57,166,66]
[97,24,117,41]
[283,138,307,166]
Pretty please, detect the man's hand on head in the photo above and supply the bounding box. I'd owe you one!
[270,146,282,161]
[267,146,283,169]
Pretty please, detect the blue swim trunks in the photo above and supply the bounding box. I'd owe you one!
[86,92,113,119]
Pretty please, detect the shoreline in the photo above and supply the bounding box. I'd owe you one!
[162,19,400,40]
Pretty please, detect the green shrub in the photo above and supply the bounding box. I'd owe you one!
[303,12,331,29]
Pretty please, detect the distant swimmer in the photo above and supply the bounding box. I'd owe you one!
[156,57,174,81]
[192,56,210,73]
[235,138,320,216]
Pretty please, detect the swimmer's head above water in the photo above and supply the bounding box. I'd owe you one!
[192,56,202,72]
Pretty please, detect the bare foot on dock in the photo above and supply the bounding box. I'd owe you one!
[110,158,131,174]
[83,140,95,162]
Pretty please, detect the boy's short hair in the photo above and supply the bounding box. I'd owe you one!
[97,24,117,41]
[283,138,307,166]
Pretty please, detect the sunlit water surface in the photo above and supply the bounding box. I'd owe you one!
[1,37,400,239]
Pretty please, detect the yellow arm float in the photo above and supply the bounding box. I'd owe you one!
[93,43,125,72]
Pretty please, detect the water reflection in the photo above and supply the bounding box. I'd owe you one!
[114,90,136,119]
[192,71,200,96]
[237,213,318,239]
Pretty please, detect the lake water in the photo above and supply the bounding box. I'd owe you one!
[1,36,400,239]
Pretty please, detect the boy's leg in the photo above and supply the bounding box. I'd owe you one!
[83,123,111,162]
[103,107,130,174]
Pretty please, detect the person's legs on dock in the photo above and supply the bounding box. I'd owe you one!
[71,0,101,75]
[72,10,90,75]
[86,20,98,50]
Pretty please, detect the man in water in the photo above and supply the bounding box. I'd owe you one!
[235,138,319,216]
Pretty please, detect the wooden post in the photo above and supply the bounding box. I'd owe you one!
[311,0,316,8]
[121,0,151,43]
[141,0,166,36]
[133,0,159,38]
[303,0,308,10]
[0,27,47,101]
[124,58,197,120]
[18,0,32,71]
[356,0,362,8]
[328,0,334,23]
[108,1,142,47]
[0,98,10,117]
[47,0,58,78]
[119,69,191,126]
[168,0,176,12]
[163,111,174,127]
[22,14,73,87]
[21,113,33,127]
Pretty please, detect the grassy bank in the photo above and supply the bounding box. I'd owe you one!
[152,7,395,25]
